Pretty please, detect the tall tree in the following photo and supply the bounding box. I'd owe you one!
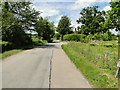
[2,2,40,46]
[10,2,39,37]
[35,17,55,42]
[35,17,45,39]
[106,1,120,63]
[57,16,72,40]
[105,1,120,31]
[77,6,106,35]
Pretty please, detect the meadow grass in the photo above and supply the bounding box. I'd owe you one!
[62,41,118,88]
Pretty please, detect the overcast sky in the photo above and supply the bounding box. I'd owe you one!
[31,0,117,34]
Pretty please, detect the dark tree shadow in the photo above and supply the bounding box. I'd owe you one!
[36,44,59,49]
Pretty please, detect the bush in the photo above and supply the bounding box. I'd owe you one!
[86,34,93,40]
[32,38,47,45]
[54,33,60,40]
[2,41,14,53]
[84,38,89,43]
[93,33,102,40]
[112,35,117,40]
[85,32,115,41]
[85,34,102,42]
[63,34,86,42]
[3,29,32,47]
[101,31,112,41]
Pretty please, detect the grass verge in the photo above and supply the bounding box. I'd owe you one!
[1,39,47,60]
[1,49,23,59]
[62,41,118,88]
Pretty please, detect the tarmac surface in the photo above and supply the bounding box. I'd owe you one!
[2,40,91,88]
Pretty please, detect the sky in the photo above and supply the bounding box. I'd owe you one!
[31,0,117,34]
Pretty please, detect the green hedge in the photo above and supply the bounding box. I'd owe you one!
[2,41,14,53]
[63,33,117,43]
[63,34,86,42]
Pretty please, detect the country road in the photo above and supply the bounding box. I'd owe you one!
[2,40,91,88]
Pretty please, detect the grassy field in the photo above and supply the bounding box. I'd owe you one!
[0,38,47,60]
[62,41,118,88]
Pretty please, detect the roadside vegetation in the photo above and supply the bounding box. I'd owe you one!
[57,1,119,88]
[1,0,119,88]
[1,39,47,59]
[55,1,119,42]
[1,49,23,60]
[1,2,55,59]
[62,41,118,88]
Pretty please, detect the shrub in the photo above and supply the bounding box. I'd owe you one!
[93,33,102,40]
[102,31,112,41]
[2,41,14,52]
[101,33,108,41]
[32,38,47,45]
[112,35,117,40]
[86,34,93,40]
[54,33,60,40]
[84,38,89,43]
[63,34,86,42]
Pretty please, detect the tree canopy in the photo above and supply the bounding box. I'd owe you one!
[57,16,73,40]
[77,6,106,35]
[35,17,55,42]
[77,1,120,36]
[2,1,55,46]
[105,1,120,31]
[2,2,39,46]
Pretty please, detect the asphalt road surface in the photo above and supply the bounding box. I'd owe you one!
[2,40,91,88]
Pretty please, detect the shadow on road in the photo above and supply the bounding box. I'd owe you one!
[36,40,60,49]
[32,40,61,49]
[38,44,58,49]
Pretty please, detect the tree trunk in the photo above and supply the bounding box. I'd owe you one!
[61,35,63,41]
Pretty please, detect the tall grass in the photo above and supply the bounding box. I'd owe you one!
[62,41,118,88]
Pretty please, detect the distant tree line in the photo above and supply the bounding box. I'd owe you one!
[56,1,119,41]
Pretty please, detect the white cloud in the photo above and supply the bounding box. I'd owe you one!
[102,6,111,12]
[70,21,82,31]
[31,4,59,18]
[56,15,63,21]
[69,0,95,10]
[69,0,111,10]
[97,0,111,2]
[71,23,81,28]
[32,0,77,3]
[32,0,111,3]
[40,9,59,18]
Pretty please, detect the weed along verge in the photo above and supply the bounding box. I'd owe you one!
[1,39,47,60]
[62,41,118,88]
